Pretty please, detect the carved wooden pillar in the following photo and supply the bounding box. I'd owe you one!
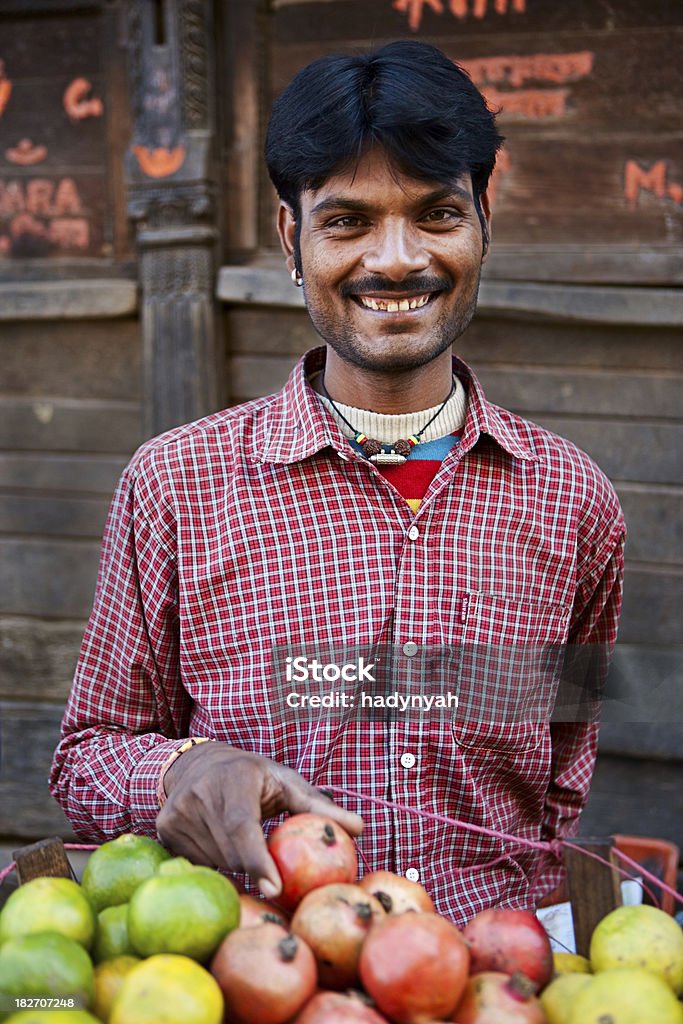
[125,0,223,436]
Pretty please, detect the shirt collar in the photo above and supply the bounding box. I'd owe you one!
[251,346,539,465]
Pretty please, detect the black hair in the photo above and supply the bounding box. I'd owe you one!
[265,41,504,250]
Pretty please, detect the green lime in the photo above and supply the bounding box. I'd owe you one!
[80,834,170,912]
[157,856,196,876]
[0,878,96,951]
[128,867,239,962]
[0,932,94,1014]
[92,905,135,963]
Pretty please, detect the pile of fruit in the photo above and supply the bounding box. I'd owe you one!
[0,812,682,1023]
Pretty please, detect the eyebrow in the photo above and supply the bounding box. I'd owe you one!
[310,184,474,217]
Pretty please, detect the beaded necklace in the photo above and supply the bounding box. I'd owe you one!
[320,375,457,466]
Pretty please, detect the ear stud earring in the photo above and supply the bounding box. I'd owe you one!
[291,268,303,287]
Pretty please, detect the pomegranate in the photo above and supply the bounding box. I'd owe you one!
[462,908,553,992]
[452,971,546,1023]
[294,990,389,1023]
[268,812,358,911]
[358,870,435,915]
[211,921,317,1024]
[359,911,470,1024]
[291,882,385,989]
[239,891,288,928]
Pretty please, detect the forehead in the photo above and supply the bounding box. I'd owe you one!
[302,147,474,210]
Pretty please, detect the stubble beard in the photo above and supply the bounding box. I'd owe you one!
[305,270,482,374]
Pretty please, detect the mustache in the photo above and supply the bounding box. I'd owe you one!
[340,274,453,297]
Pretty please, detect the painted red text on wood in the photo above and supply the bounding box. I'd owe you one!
[0,177,91,258]
[462,51,594,120]
[393,0,525,32]
[624,160,683,208]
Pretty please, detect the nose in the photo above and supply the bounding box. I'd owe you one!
[362,218,430,282]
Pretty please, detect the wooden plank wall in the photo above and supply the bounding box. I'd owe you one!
[0,316,144,840]
[0,2,141,848]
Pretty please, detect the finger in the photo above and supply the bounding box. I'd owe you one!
[217,814,283,898]
[280,776,364,836]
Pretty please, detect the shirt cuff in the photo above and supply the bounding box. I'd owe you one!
[128,739,183,833]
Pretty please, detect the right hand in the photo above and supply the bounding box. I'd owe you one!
[155,742,363,899]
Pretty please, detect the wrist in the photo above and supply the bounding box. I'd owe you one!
[156,737,215,807]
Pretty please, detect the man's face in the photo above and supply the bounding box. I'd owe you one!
[278,147,491,374]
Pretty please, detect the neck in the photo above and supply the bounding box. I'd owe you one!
[321,346,455,413]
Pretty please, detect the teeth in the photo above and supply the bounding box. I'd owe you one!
[359,294,431,312]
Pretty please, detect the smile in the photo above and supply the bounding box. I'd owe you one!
[356,293,433,313]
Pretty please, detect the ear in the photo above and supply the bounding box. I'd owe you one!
[479,190,492,264]
[277,202,297,275]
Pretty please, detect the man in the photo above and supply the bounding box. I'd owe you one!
[50,41,625,923]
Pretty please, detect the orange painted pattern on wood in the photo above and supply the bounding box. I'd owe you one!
[393,0,525,31]
[5,139,48,165]
[0,60,12,117]
[132,145,186,178]
[63,78,104,122]
[624,160,683,209]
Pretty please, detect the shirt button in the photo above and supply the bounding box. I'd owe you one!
[408,525,419,541]
[405,867,420,883]
[400,752,416,769]
[402,641,419,657]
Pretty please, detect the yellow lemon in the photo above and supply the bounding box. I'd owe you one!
[553,951,592,975]
[128,866,239,962]
[110,954,224,1024]
[540,972,593,1024]
[80,834,170,913]
[0,877,95,951]
[568,968,683,1024]
[93,955,141,1022]
[590,904,683,994]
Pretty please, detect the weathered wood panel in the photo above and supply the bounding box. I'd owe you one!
[616,487,683,566]
[1,539,101,619]
[0,453,127,494]
[1,318,141,399]
[0,701,75,840]
[472,367,682,420]
[618,570,683,645]
[0,618,84,703]
[0,397,142,454]
[523,418,683,485]
[0,494,109,538]
[581,754,683,852]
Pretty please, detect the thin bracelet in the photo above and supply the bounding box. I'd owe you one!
[156,737,215,808]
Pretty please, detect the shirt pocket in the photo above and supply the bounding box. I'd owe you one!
[453,591,571,752]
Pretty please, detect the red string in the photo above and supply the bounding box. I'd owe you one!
[328,785,683,911]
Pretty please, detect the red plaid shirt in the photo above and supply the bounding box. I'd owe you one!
[50,347,625,924]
